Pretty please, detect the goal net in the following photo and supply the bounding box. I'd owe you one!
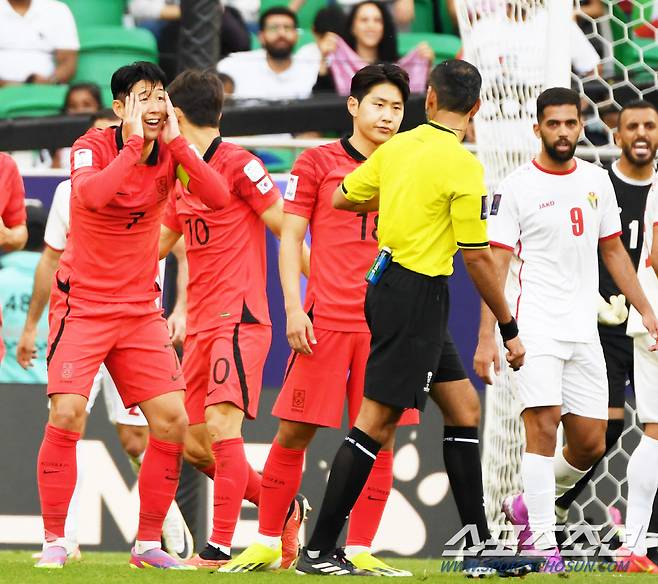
[456,0,650,540]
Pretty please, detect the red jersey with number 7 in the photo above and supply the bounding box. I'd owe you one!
[283,137,376,333]
[162,137,281,334]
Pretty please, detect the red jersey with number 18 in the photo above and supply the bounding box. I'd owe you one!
[284,137,376,333]
[162,138,281,334]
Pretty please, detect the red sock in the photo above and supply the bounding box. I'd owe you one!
[137,436,183,541]
[258,440,305,537]
[245,464,261,506]
[200,464,215,479]
[210,438,249,547]
[346,449,393,547]
[37,423,80,542]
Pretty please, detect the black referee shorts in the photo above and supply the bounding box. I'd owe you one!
[598,325,634,409]
[363,262,450,411]
[434,331,467,383]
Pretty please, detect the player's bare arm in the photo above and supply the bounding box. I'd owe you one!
[260,198,311,277]
[167,237,188,347]
[0,217,27,251]
[332,185,380,213]
[600,235,658,347]
[159,224,182,260]
[279,212,316,355]
[463,246,525,377]
[17,246,62,369]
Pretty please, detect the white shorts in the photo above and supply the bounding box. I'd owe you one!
[515,335,608,420]
[633,334,658,424]
[87,364,148,426]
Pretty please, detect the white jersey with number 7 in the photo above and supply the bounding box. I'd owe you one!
[487,158,622,342]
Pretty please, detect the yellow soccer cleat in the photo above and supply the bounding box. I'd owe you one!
[217,542,282,573]
[348,551,413,577]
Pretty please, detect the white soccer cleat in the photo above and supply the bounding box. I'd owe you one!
[162,501,194,560]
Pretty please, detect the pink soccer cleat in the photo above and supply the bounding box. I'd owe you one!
[129,547,197,570]
[502,494,532,551]
[34,545,67,569]
[615,548,658,573]
[281,494,311,569]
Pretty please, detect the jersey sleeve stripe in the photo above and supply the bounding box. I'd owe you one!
[44,242,65,253]
[457,241,489,249]
[341,182,348,194]
[599,231,622,242]
[489,240,515,251]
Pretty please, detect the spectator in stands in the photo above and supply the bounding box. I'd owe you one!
[218,72,235,101]
[50,83,103,170]
[313,1,433,95]
[0,0,79,87]
[0,202,48,384]
[218,6,319,100]
[129,0,251,79]
[290,0,415,29]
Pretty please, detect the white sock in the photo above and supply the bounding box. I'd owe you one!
[134,540,161,554]
[626,434,658,556]
[255,533,282,550]
[64,442,84,551]
[344,545,370,559]
[554,448,589,499]
[43,537,68,551]
[129,451,145,477]
[208,540,231,556]
[522,452,557,550]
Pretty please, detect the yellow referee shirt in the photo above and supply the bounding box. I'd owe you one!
[341,122,489,277]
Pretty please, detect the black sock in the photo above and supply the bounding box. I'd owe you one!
[443,426,490,550]
[307,427,382,554]
[556,418,624,511]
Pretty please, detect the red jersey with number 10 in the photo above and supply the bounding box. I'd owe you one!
[284,137,376,333]
[162,138,281,334]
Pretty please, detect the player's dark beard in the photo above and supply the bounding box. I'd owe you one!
[265,42,293,61]
[543,136,577,162]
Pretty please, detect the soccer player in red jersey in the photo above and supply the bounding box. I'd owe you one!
[159,69,308,568]
[222,64,420,575]
[0,152,28,364]
[35,62,230,570]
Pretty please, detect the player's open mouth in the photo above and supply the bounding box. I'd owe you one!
[145,119,161,127]
[632,141,650,156]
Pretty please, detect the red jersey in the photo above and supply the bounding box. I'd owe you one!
[163,138,281,334]
[0,153,27,341]
[284,137,376,333]
[62,126,230,303]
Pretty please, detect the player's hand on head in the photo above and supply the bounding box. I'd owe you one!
[286,308,316,355]
[162,92,181,144]
[16,328,37,369]
[124,92,144,139]
[504,336,525,371]
[474,335,500,385]
[167,310,186,348]
[598,294,628,327]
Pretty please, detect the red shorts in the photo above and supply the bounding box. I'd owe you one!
[183,322,271,425]
[273,328,419,428]
[46,279,184,407]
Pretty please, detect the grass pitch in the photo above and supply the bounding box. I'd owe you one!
[0,550,655,584]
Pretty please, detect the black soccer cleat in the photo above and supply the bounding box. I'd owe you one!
[295,547,365,576]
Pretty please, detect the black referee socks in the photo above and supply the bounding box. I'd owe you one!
[307,427,382,554]
[443,426,491,550]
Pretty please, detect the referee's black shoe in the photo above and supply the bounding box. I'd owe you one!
[295,547,366,576]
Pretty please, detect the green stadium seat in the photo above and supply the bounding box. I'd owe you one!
[260,0,328,30]
[73,26,158,89]
[61,0,126,27]
[411,0,435,33]
[0,84,69,118]
[398,32,461,63]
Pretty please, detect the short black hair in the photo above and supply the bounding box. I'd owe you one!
[110,61,167,100]
[346,1,398,62]
[168,69,224,128]
[350,63,410,104]
[312,5,346,36]
[618,99,658,125]
[63,82,103,113]
[428,60,481,114]
[259,6,297,31]
[25,202,47,252]
[536,87,581,122]
[90,108,119,125]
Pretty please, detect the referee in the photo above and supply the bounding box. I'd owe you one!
[295,59,525,576]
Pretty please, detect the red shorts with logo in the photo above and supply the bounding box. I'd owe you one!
[273,328,419,428]
[46,279,184,407]
[183,322,271,425]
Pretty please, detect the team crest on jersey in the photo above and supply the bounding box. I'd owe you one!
[587,191,598,209]
[256,176,274,195]
[156,176,169,199]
